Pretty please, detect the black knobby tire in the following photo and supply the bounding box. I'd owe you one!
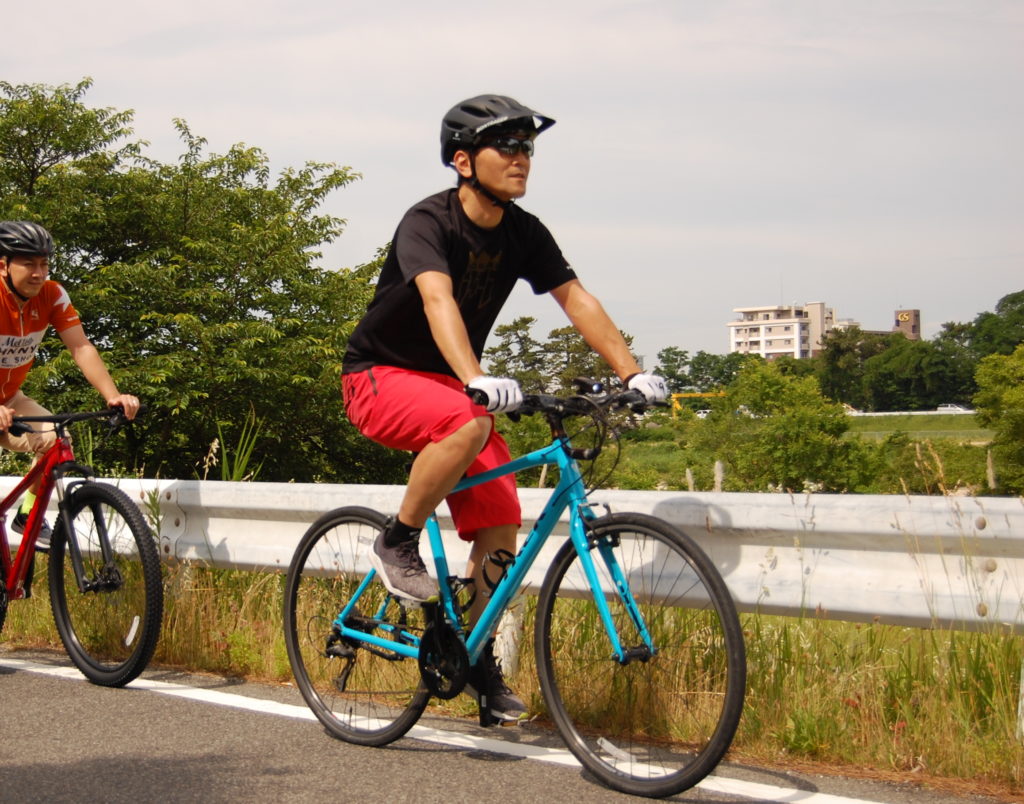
[48,482,163,687]
[534,512,746,798]
[283,506,429,746]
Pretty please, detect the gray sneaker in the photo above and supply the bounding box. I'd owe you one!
[369,529,438,603]
[12,512,51,553]
[467,640,528,723]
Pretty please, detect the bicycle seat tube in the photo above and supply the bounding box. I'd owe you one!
[438,438,593,664]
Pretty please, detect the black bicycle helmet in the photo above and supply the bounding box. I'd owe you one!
[441,94,555,166]
[0,221,54,258]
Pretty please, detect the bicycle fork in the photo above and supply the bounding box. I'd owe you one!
[570,507,656,664]
[57,479,123,594]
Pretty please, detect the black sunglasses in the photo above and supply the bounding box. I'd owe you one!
[479,136,535,157]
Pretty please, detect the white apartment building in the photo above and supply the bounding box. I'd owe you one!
[728,302,859,360]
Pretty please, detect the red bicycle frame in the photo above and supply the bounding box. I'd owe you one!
[1,432,75,600]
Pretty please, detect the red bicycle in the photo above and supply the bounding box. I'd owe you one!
[0,407,162,687]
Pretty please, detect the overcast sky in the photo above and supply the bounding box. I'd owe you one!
[4,0,1021,365]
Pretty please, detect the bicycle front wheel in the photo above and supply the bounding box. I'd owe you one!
[283,506,429,746]
[535,512,746,798]
[48,482,163,687]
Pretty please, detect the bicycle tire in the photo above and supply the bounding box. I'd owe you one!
[48,482,163,687]
[535,512,746,798]
[283,506,429,746]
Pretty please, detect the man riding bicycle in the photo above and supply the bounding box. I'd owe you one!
[341,95,668,721]
[0,220,140,551]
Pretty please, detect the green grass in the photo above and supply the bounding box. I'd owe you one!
[4,567,1021,796]
[845,413,993,442]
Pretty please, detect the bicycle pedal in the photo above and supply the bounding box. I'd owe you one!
[478,709,531,728]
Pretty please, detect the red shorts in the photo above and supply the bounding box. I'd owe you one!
[342,366,520,540]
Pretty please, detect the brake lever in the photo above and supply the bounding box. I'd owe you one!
[106,403,147,433]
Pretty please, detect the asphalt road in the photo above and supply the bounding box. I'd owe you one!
[0,648,1010,804]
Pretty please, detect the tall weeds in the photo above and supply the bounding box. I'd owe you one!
[3,566,1021,793]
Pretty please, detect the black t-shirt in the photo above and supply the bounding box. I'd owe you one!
[343,189,577,377]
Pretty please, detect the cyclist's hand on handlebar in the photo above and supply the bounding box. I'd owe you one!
[626,372,670,404]
[0,404,14,433]
[106,393,141,420]
[465,376,524,414]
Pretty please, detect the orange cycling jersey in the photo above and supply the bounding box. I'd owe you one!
[0,280,82,404]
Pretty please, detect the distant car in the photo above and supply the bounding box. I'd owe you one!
[936,403,973,413]
[695,409,712,419]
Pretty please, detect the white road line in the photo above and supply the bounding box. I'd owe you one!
[2,658,886,804]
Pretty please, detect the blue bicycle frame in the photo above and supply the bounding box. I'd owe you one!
[331,431,656,667]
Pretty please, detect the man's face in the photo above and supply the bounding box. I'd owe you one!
[457,131,535,202]
[1,254,50,299]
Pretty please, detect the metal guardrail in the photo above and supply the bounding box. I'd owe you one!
[5,477,1021,634]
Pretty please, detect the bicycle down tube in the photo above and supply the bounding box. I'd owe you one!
[1,426,69,599]
[332,431,653,667]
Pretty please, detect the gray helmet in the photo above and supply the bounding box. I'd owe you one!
[440,95,555,165]
[0,221,54,258]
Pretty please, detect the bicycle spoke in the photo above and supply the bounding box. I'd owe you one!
[536,512,745,797]
[48,483,162,687]
[284,507,429,746]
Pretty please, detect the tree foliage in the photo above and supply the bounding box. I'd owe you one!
[1,78,406,483]
[973,344,1024,493]
[861,335,962,412]
[653,346,690,392]
[685,360,868,492]
[816,326,888,409]
[483,317,630,393]
[970,290,1024,359]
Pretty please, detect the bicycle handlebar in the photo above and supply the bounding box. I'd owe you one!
[7,404,148,437]
[517,388,652,417]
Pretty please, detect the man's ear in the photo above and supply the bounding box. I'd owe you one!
[452,149,474,180]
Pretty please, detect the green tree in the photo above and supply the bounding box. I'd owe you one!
[815,326,888,409]
[970,290,1024,359]
[654,346,691,392]
[4,78,406,484]
[931,321,977,403]
[484,316,549,391]
[687,350,750,391]
[688,360,868,492]
[0,77,137,201]
[973,344,1024,493]
[542,325,628,392]
[772,354,819,379]
[861,335,959,412]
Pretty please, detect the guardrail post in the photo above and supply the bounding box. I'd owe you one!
[1019,657,1024,742]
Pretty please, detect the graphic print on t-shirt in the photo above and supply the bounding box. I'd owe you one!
[0,330,47,369]
[456,250,502,313]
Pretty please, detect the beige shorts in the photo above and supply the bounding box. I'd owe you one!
[1,391,58,456]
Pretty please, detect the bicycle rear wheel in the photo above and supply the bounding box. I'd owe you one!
[283,506,429,746]
[535,512,745,798]
[48,482,163,687]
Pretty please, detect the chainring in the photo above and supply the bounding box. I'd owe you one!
[417,621,469,700]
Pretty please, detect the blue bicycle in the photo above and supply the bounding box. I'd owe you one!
[283,384,745,798]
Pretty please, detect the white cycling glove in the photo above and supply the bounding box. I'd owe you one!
[626,372,670,404]
[466,376,524,414]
